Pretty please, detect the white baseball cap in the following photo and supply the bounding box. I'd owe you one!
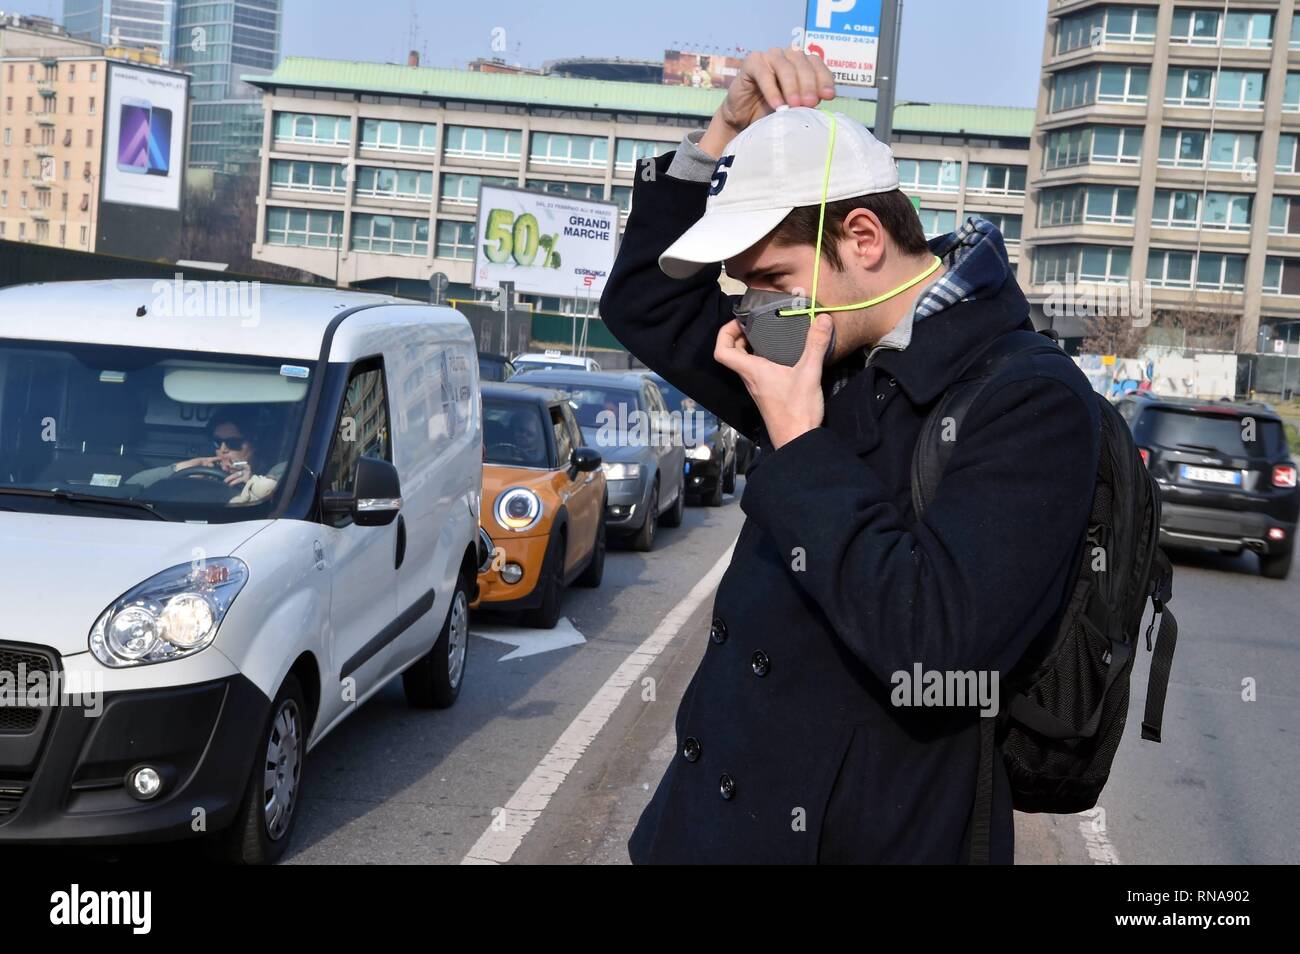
[659,106,901,280]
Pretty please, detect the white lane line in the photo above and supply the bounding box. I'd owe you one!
[1076,807,1121,864]
[460,539,738,865]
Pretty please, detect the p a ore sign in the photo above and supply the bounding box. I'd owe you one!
[473,184,620,298]
[803,0,883,87]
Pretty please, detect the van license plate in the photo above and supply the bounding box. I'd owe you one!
[1180,464,1241,486]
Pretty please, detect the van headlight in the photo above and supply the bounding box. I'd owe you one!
[89,558,248,667]
[495,487,542,532]
[687,444,712,461]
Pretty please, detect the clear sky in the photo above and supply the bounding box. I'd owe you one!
[31,0,1047,108]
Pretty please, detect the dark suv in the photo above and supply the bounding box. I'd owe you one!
[1116,393,1299,579]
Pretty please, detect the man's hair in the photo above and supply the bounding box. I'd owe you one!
[770,189,931,269]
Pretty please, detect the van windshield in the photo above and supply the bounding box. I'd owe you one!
[0,339,314,523]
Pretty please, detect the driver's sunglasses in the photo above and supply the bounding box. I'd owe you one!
[211,433,248,451]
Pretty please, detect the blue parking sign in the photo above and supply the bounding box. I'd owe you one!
[803,0,884,87]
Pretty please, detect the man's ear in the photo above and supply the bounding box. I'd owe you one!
[839,208,887,269]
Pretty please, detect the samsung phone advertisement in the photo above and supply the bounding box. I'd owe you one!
[102,64,187,212]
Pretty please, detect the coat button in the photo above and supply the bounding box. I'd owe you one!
[709,617,728,644]
[876,392,885,400]
[888,378,897,387]
[719,773,736,800]
[682,737,702,762]
[750,650,771,677]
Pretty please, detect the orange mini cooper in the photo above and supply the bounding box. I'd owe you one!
[474,382,607,628]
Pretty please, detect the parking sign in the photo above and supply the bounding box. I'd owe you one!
[803,0,883,87]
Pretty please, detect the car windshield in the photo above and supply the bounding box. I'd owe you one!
[1135,407,1287,459]
[479,356,509,382]
[0,339,313,522]
[483,398,551,468]
[558,386,643,430]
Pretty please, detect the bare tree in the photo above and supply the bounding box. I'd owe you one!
[1079,311,1146,357]
[180,173,312,282]
[1150,305,1239,352]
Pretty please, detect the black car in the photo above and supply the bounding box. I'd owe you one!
[642,372,737,506]
[478,351,516,383]
[1117,393,1299,578]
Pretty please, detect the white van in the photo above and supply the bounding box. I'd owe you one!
[0,280,482,862]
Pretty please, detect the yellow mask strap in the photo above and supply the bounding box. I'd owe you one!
[777,110,942,320]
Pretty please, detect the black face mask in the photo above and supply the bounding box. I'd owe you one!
[733,289,836,367]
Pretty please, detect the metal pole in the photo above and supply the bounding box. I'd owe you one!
[499,280,514,357]
[872,0,902,144]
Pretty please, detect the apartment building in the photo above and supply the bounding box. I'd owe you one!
[247,57,1033,321]
[0,18,107,250]
[1023,0,1300,352]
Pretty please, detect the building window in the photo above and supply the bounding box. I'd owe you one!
[1148,249,1245,291]
[1263,257,1300,296]
[529,132,609,168]
[1277,134,1300,174]
[1285,73,1300,113]
[965,163,1026,196]
[1158,128,1256,171]
[614,139,670,171]
[355,166,434,200]
[1270,196,1300,236]
[435,220,476,260]
[273,112,351,147]
[896,158,960,193]
[1153,190,1252,232]
[1292,16,1300,50]
[916,208,956,239]
[444,125,521,162]
[1056,5,1157,53]
[1167,69,1266,109]
[974,212,1021,243]
[269,159,348,194]
[1050,64,1148,111]
[1170,9,1273,49]
[440,173,515,206]
[359,118,437,154]
[524,179,605,201]
[612,185,632,214]
[351,213,429,256]
[1032,244,1131,285]
[265,207,343,249]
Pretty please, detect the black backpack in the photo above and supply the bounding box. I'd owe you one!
[911,328,1178,864]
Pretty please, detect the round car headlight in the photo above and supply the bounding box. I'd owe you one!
[90,558,248,668]
[687,444,712,461]
[495,487,542,532]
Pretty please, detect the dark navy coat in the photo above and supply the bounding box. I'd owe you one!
[601,151,1100,863]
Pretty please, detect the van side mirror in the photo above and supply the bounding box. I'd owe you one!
[571,447,602,472]
[321,456,402,526]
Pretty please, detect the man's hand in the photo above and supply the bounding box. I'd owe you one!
[713,314,834,449]
[699,48,837,158]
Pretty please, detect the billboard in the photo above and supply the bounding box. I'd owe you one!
[663,50,743,89]
[473,185,619,298]
[803,0,883,87]
[102,63,187,212]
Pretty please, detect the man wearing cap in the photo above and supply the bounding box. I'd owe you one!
[600,48,1100,864]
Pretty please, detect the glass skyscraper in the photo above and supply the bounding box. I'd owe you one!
[63,0,176,62]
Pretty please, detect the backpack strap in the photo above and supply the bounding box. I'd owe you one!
[966,716,997,864]
[1141,550,1178,743]
[911,329,1063,518]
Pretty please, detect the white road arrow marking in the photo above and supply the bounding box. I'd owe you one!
[472,617,587,661]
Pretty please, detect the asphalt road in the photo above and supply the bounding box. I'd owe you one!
[13,477,1297,864]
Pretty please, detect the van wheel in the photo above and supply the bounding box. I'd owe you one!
[704,470,724,507]
[661,480,684,527]
[631,481,659,551]
[576,503,606,588]
[220,674,306,865]
[1260,548,1293,580]
[522,530,564,629]
[403,571,471,708]
[723,455,737,495]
